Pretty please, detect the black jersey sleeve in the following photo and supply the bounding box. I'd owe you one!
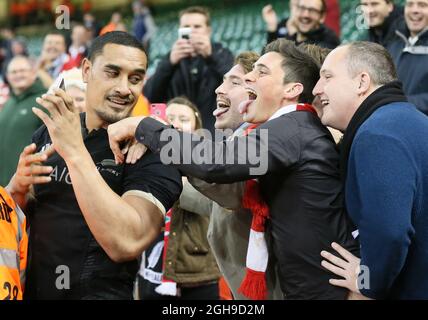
[122,151,182,214]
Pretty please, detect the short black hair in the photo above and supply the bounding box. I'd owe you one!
[264,39,321,104]
[88,31,146,62]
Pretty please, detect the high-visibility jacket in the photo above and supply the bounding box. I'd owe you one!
[0,186,28,300]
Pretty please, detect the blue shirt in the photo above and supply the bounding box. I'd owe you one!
[346,102,428,299]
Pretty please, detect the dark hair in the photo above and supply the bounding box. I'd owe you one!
[235,51,260,74]
[167,96,203,130]
[87,31,146,62]
[320,0,327,14]
[263,39,321,103]
[343,41,397,86]
[179,6,211,26]
[45,31,66,40]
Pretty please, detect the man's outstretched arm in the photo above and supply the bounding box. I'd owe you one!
[108,116,300,184]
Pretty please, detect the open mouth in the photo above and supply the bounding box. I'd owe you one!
[246,88,257,101]
[238,88,258,115]
[299,17,313,26]
[213,100,230,117]
[320,99,330,107]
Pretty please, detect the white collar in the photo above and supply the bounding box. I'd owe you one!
[268,104,299,121]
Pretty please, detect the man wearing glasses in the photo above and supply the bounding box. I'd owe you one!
[265,0,340,49]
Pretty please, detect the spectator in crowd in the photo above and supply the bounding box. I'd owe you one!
[62,24,88,71]
[100,12,123,36]
[0,77,9,111]
[139,97,221,300]
[83,12,102,42]
[132,0,157,52]
[0,56,45,186]
[387,0,428,114]
[188,51,283,300]
[361,0,404,47]
[263,0,340,49]
[108,39,360,300]
[293,0,340,48]
[9,37,28,58]
[262,0,299,44]
[0,28,16,73]
[314,41,428,300]
[143,6,234,134]
[36,32,68,88]
[7,31,182,300]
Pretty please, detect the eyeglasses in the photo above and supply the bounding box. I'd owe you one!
[296,4,323,15]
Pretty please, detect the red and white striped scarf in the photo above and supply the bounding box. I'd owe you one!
[238,104,317,300]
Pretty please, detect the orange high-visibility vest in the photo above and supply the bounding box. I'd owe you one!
[0,186,28,300]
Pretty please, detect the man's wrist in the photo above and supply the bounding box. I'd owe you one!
[6,177,27,199]
[63,145,91,167]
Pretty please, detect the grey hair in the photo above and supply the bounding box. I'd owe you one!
[342,41,398,86]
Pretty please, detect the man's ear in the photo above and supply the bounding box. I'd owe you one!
[284,82,304,101]
[357,72,371,95]
[81,58,91,84]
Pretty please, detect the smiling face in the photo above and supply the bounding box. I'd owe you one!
[42,34,66,61]
[214,64,247,130]
[312,46,362,131]
[239,52,291,124]
[6,56,36,95]
[296,0,325,34]
[405,0,428,37]
[82,43,147,127]
[360,0,394,28]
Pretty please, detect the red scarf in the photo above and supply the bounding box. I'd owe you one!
[238,104,317,300]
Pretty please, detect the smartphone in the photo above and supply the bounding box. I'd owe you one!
[178,27,192,40]
[150,103,167,121]
[48,76,65,94]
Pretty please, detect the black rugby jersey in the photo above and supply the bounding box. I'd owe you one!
[25,114,182,300]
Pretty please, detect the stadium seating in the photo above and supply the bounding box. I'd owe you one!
[24,0,406,75]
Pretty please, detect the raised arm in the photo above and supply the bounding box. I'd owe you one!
[32,89,182,262]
